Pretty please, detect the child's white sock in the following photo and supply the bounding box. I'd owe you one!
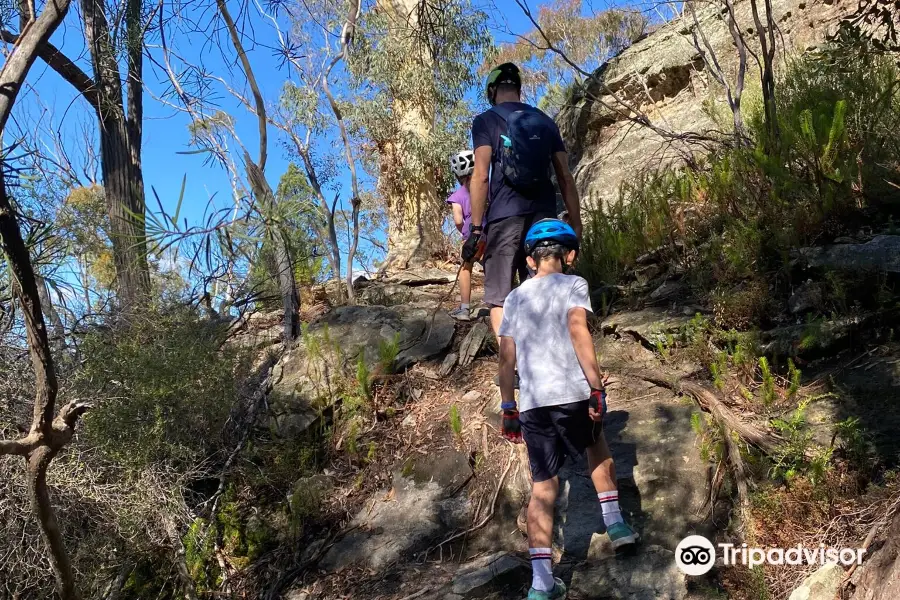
[529,547,554,591]
[460,303,470,310]
[597,491,624,528]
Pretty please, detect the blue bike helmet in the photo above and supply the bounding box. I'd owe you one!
[524,218,579,255]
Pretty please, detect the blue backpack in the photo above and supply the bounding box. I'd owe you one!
[490,104,556,191]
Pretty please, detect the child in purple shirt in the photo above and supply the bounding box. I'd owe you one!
[447,150,483,321]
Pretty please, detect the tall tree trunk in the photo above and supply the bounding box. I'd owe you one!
[273,228,299,339]
[749,0,779,147]
[81,0,150,309]
[377,0,443,271]
[217,0,299,334]
[383,136,443,271]
[246,157,299,339]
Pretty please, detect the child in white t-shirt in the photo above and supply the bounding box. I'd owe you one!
[497,218,638,600]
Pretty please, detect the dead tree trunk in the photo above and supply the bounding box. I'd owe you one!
[0,176,89,599]
[0,1,88,596]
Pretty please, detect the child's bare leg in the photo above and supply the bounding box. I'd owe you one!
[527,477,558,548]
[586,432,616,493]
[460,261,472,306]
[587,431,636,545]
[527,476,559,592]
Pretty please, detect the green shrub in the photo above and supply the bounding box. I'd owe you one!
[78,306,248,470]
[377,332,401,375]
[577,170,687,288]
[758,357,777,407]
[449,404,463,438]
[576,46,900,331]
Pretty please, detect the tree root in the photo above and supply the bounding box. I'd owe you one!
[632,369,782,511]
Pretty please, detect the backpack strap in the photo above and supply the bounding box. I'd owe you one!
[489,104,516,121]
[488,104,519,163]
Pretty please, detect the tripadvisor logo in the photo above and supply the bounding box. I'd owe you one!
[675,535,867,576]
[675,536,716,576]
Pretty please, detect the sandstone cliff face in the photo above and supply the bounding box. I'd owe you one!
[557,0,855,206]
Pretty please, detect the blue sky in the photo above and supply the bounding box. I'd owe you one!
[11,0,625,277]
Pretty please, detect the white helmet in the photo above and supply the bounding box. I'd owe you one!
[450,150,475,178]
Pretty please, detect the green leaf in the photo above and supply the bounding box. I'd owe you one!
[172,175,187,227]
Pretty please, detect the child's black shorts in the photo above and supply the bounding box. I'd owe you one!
[520,400,601,482]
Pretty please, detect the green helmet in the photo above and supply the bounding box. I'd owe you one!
[485,62,522,105]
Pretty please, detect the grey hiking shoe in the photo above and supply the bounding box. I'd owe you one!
[449,306,472,321]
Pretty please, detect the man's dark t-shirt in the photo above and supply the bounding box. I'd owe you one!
[471,102,566,223]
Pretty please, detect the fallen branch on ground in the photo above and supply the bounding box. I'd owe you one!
[634,369,784,455]
[632,369,785,512]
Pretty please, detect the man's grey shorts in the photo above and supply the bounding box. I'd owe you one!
[483,213,553,307]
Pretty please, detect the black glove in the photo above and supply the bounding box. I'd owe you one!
[588,388,607,421]
[462,226,484,263]
[501,409,523,443]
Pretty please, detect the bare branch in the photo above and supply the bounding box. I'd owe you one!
[0,29,101,111]
[320,0,362,299]
[215,0,268,171]
[0,0,76,133]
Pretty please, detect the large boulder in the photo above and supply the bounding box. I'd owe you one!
[267,304,455,438]
[789,563,845,600]
[556,0,855,206]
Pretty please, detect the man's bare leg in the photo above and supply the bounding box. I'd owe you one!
[586,432,616,493]
[490,305,503,341]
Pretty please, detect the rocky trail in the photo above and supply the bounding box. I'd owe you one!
[230,265,726,600]
[230,253,900,600]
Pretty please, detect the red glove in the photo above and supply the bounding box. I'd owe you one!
[588,388,607,423]
[501,409,523,443]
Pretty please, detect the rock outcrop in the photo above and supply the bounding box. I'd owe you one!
[850,509,900,600]
[557,0,855,205]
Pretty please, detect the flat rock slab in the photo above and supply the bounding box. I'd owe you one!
[451,552,528,596]
[569,545,687,600]
[797,235,900,274]
[320,476,448,572]
[602,308,695,346]
[551,384,711,558]
[384,267,458,286]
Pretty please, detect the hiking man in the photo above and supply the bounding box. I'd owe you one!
[462,62,582,339]
[447,150,482,321]
[497,218,638,600]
